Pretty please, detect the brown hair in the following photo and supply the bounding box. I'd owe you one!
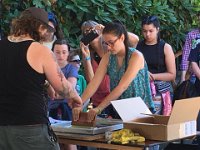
[10,10,51,42]
[52,39,70,51]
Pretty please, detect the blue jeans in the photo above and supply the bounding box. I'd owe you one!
[0,124,60,150]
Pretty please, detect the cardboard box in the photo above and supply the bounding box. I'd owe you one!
[111,97,200,141]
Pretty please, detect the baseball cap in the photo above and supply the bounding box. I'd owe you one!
[48,12,57,27]
[25,7,56,32]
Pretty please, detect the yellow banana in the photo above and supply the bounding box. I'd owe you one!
[110,129,145,144]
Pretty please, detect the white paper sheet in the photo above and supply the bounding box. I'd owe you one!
[49,117,69,124]
[111,97,152,122]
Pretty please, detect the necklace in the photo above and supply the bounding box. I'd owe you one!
[8,35,34,43]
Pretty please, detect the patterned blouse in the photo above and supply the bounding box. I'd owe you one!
[181,29,200,71]
[107,47,155,110]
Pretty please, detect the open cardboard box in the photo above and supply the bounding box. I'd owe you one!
[111,97,200,141]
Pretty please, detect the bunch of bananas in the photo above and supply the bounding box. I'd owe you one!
[109,129,145,144]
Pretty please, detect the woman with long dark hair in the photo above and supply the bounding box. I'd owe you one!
[73,20,155,121]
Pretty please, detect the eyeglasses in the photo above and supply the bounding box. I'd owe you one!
[102,37,119,48]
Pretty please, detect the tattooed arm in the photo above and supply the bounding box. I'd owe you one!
[36,44,82,107]
[56,67,81,106]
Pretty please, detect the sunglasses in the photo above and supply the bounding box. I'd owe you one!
[71,60,81,64]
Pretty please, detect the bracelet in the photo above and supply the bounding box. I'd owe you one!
[96,107,102,115]
[85,56,91,61]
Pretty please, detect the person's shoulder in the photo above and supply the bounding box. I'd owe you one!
[129,47,141,54]
[163,42,174,57]
[31,42,52,54]
[68,63,76,68]
[128,32,139,46]
[163,42,171,47]
[130,48,144,59]
[163,42,173,52]
[66,63,78,71]
[31,42,51,50]
[129,49,144,69]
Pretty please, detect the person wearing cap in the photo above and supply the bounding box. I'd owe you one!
[69,50,87,97]
[42,12,64,49]
[69,53,81,71]
[0,7,82,150]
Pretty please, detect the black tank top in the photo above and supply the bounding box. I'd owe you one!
[137,40,166,73]
[0,38,48,125]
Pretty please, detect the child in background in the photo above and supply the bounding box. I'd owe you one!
[48,39,78,121]
[69,50,87,97]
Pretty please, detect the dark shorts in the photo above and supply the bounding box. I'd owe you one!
[0,124,60,150]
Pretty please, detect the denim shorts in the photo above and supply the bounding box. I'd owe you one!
[0,124,60,150]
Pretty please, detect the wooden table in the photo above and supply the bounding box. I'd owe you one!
[56,132,167,150]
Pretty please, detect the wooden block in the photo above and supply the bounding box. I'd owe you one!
[72,112,96,127]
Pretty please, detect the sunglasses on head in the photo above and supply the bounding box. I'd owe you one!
[83,27,94,35]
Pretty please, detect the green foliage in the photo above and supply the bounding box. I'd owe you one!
[0,0,199,52]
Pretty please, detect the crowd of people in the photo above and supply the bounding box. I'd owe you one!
[0,6,199,150]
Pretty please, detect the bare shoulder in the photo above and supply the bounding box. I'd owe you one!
[164,43,174,54]
[26,42,54,74]
[28,42,54,61]
[130,50,144,65]
[128,32,139,47]
[132,49,143,58]
[164,43,172,49]
[30,42,51,54]
[128,32,139,40]
[27,42,54,66]
[128,50,144,69]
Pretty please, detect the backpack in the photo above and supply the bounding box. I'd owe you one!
[173,80,198,102]
[173,39,200,104]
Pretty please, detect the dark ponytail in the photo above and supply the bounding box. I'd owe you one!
[103,20,130,70]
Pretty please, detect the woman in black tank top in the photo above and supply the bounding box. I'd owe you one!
[137,15,176,116]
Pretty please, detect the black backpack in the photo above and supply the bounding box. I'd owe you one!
[173,80,199,105]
